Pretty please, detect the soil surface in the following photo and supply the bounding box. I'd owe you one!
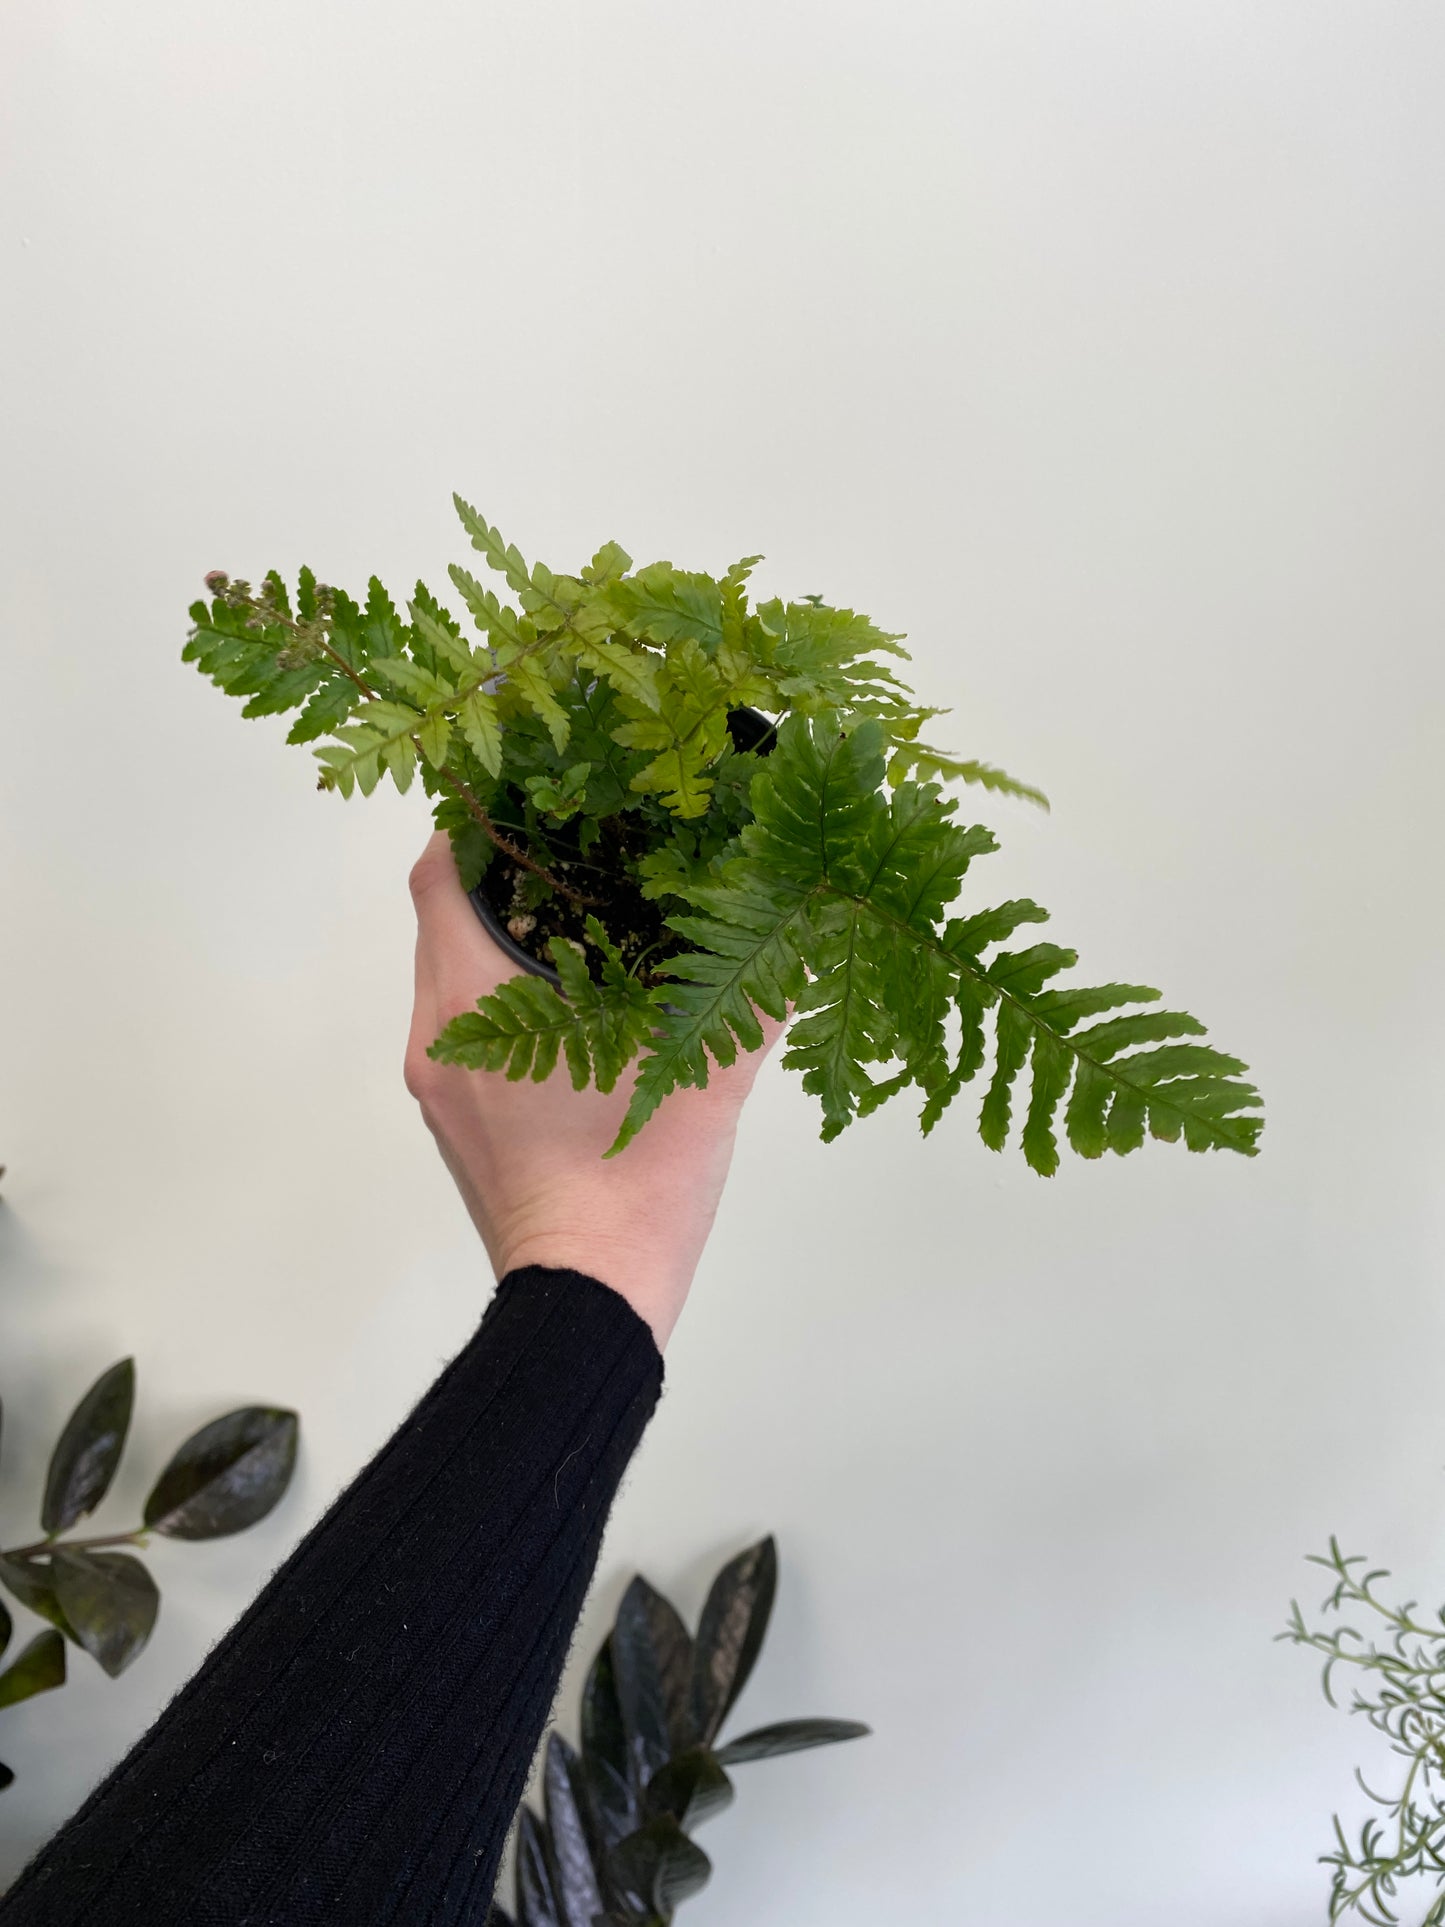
[475,798,683,986]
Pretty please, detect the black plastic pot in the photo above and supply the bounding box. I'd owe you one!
[467,706,775,982]
[468,868,566,984]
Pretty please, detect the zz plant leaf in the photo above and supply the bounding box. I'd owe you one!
[49,1550,159,1680]
[612,1577,696,1778]
[184,502,1263,1171]
[542,1734,606,1927]
[690,1535,776,1747]
[42,1358,135,1535]
[144,1406,299,1539]
[0,1555,76,1639]
[607,1817,712,1917]
[0,1631,66,1711]
[714,1717,872,1765]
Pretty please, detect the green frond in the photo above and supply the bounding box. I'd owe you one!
[607,872,812,1154]
[407,598,476,679]
[452,495,532,599]
[614,637,771,818]
[370,654,456,708]
[431,922,658,1094]
[606,563,725,650]
[614,710,1260,1170]
[447,564,531,654]
[503,653,572,751]
[583,540,632,584]
[360,576,407,662]
[573,635,662,714]
[286,680,359,744]
[890,741,1050,811]
[750,598,911,719]
[313,699,423,798]
[456,687,503,777]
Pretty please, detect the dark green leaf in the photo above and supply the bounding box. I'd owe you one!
[581,1638,630,1785]
[42,1358,135,1534]
[144,1406,298,1539]
[544,1734,604,1927]
[607,1818,711,1915]
[50,1550,158,1678]
[715,1717,871,1764]
[0,1630,66,1709]
[644,1747,734,1830]
[582,1751,636,1859]
[690,1537,777,1745]
[515,1807,561,1927]
[0,1555,76,1638]
[613,1578,694,1784]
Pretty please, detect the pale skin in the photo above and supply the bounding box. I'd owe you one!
[403,832,784,1349]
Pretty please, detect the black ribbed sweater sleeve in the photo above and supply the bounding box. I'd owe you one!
[0,1265,663,1926]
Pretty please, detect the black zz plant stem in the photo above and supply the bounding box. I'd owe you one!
[4,1529,149,1561]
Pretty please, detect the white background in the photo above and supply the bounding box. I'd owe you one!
[2,3,1444,1920]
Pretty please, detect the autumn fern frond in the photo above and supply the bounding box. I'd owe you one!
[614,714,1261,1167]
[431,921,658,1093]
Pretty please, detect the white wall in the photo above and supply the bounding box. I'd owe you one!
[2,3,1443,1918]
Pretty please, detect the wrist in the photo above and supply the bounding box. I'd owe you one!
[493,1230,694,1351]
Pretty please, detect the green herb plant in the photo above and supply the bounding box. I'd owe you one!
[185,497,1263,1168]
[1282,1539,1445,1923]
[490,1536,867,1927]
[0,1355,299,1792]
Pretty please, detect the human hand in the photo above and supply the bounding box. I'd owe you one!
[403,833,783,1349]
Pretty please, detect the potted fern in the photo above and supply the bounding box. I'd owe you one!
[185,497,1262,1168]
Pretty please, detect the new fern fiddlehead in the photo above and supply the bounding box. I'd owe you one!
[184,497,1263,1167]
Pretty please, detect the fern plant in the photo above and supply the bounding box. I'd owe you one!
[184,497,1262,1167]
[491,1536,867,1927]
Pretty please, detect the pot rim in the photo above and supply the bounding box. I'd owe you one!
[468,878,564,984]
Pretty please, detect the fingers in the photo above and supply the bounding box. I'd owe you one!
[409,831,516,1011]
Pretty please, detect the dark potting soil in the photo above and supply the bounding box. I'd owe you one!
[476,802,684,986]
[474,715,775,987]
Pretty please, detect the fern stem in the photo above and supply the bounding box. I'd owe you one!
[429,761,598,908]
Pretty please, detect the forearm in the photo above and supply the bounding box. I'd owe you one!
[0,1268,662,1927]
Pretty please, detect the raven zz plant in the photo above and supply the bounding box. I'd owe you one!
[492,1536,867,1927]
[184,498,1263,1168]
[0,1353,299,1793]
